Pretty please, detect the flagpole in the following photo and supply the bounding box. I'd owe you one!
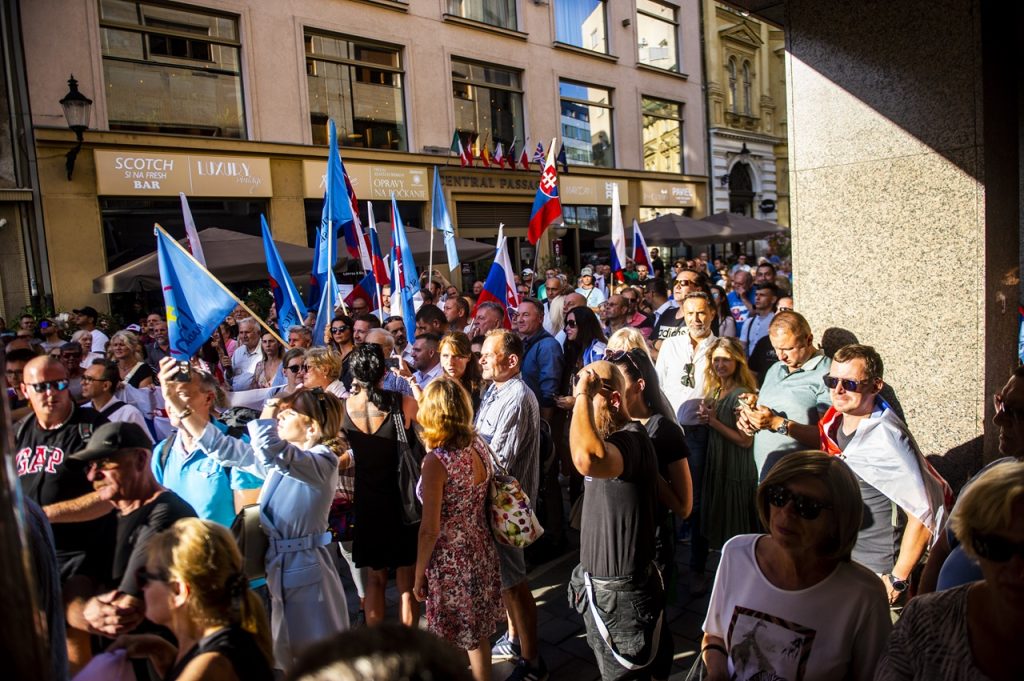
[155,223,286,347]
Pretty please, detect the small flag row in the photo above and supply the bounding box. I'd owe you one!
[450,132,568,173]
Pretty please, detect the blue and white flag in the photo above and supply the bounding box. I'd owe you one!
[431,167,459,271]
[388,193,418,345]
[261,214,306,338]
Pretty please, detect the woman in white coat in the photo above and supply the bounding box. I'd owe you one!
[159,359,349,671]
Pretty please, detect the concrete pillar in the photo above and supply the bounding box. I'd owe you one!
[785,0,1020,481]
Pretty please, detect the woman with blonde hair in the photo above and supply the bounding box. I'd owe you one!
[438,331,482,410]
[302,346,345,398]
[72,329,103,368]
[605,327,654,362]
[697,337,760,550]
[159,358,350,671]
[414,379,503,681]
[108,330,155,388]
[110,518,274,680]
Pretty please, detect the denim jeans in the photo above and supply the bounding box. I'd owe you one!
[568,563,667,681]
[683,424,710,573]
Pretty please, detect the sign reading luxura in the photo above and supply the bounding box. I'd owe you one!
[95,150,273,196]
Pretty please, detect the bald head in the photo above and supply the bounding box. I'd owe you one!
[364,328,395,354]
[23,356,71,424]
[563,293,587,317]
[24,356,67,382]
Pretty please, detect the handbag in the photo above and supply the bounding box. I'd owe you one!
[394,411,423,525]
[230,503,268,582]
[327,494,356,543]
[483,438,544,548]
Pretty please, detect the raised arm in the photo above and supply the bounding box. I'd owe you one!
[247,419,339,487]
[569,369,624,479]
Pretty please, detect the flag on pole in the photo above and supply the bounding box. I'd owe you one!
[479,140,491,168]
[311,267,337,348]
[609,185,627,282]
[306,194,330,308]
[527,140,563,245]
[506,138,517,171]
[344,270,379,311]
[179,193,206,267]
[155,225,237,360]
[557,143,568,173]
[261,215,307,337]
[431,167,459,272]
[388,193,418,345]
[366,202,390,288]
[326,119,369,270]
[493,141,505,169]
[632,220,654,277]
[532,141,545,165]
[518,139,531,170]
[451,131,468,167]
[471,233,518,329]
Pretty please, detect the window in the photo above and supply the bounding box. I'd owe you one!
[742,60,752,115]
[451,59,524,155]
[559,80,613,168]
[636,0,677,71]
[306,31,406,150]
[99,0,245,137]
[563,205,609,232]
[554,0,607,54]
[641,96,683,173]
[446,0,517,30]
[728,57,738,113]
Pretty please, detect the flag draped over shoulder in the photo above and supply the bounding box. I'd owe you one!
[155,225,237,360]
[609,184,627,281]
[261,214,306,337]
[432,167,459,271]
[179,193,206,267]
[527,141,563,245]
[389,194,418,345]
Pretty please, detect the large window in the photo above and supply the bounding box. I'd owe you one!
[306,32,406,150]
[452,59,524,154]
[554,0,607,54]
[637,0,678,71]
[642,96,683,173]
[559,80,613,168]
[446,0,517,30]
[99,0,245,137]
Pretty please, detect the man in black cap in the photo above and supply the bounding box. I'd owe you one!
[65,421,195,639]
[73,305,109,354]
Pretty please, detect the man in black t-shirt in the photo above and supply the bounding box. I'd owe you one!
[65,421,195,639]
[566,360,668,680]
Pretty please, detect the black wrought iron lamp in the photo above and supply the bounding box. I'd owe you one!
[59,74,92,180]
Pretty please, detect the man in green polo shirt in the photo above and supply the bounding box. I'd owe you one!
[736,311,832,478]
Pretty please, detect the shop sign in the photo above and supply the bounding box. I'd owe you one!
[437,171,538,193]
[560,177,629,206]
[302,161,429,201]
[640,181,697,207]
[94,150,272,196]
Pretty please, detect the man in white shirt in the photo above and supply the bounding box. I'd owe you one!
[73,306,109,353]
[80,360,153,442]
[226,317,261,391]
[575,268,606,308]
[410,333,442,387]
[741,283,778,357]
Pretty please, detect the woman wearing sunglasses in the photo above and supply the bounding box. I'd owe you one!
[876,461,1024,681]
[701,450,890,681]
[110,518,273,681]
[159,358,350,671]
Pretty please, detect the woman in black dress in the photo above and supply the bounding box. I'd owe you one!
[342,343,420,626]
[109,518,273,681]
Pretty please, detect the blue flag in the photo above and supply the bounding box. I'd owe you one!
[261,215,307,338]
[431,167,459,271]
[388,193,418,345]
[311,266,337,348]
[155,225,238,360]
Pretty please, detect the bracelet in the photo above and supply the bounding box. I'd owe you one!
[701,643,728,658]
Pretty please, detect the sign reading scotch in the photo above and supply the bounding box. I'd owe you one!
[95,150,273,197]
[302,161,429,201]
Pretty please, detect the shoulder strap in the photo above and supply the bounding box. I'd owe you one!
[98,400,125,419]
[158,431,178,470]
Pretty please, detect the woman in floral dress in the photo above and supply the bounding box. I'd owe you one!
[414,378,503,681]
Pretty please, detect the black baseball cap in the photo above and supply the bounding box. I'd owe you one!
[69,422,152,462]
[73,306,100,320]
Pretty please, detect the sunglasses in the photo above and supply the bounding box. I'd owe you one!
[606,349,642,378]
[571,371,615,393]
[285,364,304,374]
[972,534,1024,563]
[331,326,349,334]
[28,380,69,393]
[135,567,169,588]
[675,279,699,288]
[680,363,695,388]
[766,484,833,520]
[994,394,1024,421]
[564,319,578,328]
[822,375,873,392]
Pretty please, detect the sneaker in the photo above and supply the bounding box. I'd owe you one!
[505,657,549,681]
[491,632,521,660]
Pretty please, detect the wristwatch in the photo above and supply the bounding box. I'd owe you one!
[773,417,790,436]
[886,573,909,593]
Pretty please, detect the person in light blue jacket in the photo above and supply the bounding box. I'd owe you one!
[159,358,348,671]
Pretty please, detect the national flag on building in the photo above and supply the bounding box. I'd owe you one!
[179,193,206,267]
[471,233,518,329]
[155,224,238,360]
[479,140,491,168]
[527,140,563,245]
[632,220,654,278]
[518,139,530,170]
[506,138,517,171]
[609,185,628,282]
[261,214,307,338]
[532,141,545,165]
[492,141,505,169]
[432,167,459,271]
[388,193,418,345]
[451,131,468,167]
[557,143,568,173]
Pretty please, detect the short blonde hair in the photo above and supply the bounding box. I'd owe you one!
[418,379,475,451]
[605,328,653,362]
[951,461,1024,561]
[757,451,863,561]
[303,346,342,381]
[769,310,813,342]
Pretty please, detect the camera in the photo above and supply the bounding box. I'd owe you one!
[170,360,191,382]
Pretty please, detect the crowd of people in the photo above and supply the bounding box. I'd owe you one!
[4,245,1021,681]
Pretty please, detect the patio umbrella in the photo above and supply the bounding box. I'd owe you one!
[698,212,788,242]
[594,213,720,247]
[372,223,495,267]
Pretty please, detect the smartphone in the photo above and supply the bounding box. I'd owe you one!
[385,357,400,370]
[170,360,191,382]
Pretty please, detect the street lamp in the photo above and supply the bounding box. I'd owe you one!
[59,74,92,181]
[737,142,751,165]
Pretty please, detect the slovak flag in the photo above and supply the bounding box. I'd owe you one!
[609,184,627,282]
[344,270,379,311]
[472,230,519,328]
[366,202,390,288]
[632,220,654,277]
[527,139,563,245]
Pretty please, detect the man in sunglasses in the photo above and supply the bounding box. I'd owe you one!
[14,355,112,670]
[80,360,152,440]
[67,421,195,642]
[152,359,262,529]
[817,344,950,606]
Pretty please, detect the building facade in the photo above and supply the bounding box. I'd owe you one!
[703,2,788,225]
[20,0,709,313]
